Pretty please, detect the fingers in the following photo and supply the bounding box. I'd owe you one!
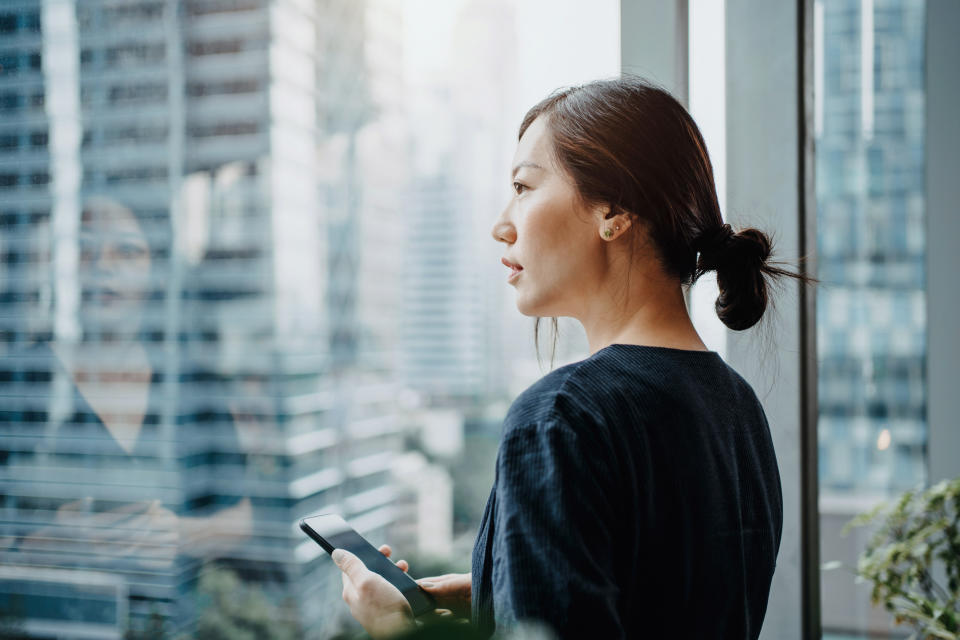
[377,544,408,573]
[414,573,471,619]
[86,501,154,530]
[88,508,176,543]
[417,574,457,588]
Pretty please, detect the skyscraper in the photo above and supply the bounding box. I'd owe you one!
[0,1,413,636]
[400,0,518,404]
[816,0,927,497]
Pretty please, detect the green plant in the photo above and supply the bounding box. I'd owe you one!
[175,565,303,640]
[828,477,960,640]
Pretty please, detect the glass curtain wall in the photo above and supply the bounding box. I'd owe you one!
[0,1,618,638]
[815,0,927,637]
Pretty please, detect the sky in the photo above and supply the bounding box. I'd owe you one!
[402,0,620,103]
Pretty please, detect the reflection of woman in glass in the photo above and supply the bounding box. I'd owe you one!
[13,195,251,570]
[332,78,803,639]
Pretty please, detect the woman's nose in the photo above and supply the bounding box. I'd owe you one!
[491,206,516,245]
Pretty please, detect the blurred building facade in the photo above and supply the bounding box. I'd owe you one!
[816,0,927,498]
[816,0,928,635]
[0,0,424,637]
[400,0,520,405]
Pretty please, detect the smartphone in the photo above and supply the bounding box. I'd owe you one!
[300,513,436,617]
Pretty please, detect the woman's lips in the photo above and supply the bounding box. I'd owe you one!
[501,257,523,282]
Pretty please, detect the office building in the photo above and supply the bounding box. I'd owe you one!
[0,1,415,636]
[816,0,927,497]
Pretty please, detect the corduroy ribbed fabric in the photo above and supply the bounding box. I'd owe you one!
[471,344,782,639]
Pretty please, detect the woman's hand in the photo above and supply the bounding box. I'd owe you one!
[416,572,472,620]
[22,498,178,569]
[114,499,179,569]
[333,548,416,640]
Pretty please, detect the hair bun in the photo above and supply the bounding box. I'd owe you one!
[695,226,775,331]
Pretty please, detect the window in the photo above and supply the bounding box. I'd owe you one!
[187,78,261,97]
[102,2,164,26]
[0,91,19,110]
[108,83,167,105]
[816,0,928,636]
[0,2,619,637]
[189,121,259,138]
[22,10,40,33]
[0,134,17,151]
[101,125,168,145]
[104,166,167,184]
[0,54,20,75]
[186,0,261,17]
[105,43,165,68]
[187,38,249,56]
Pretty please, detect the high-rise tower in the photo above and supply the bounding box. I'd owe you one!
[0,1,411,636]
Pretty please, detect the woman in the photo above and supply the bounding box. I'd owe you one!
[334,77,794,639]
[6,196,252,580]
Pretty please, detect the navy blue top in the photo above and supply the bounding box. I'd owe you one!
[471,344,782,639]
[0,342,246,519]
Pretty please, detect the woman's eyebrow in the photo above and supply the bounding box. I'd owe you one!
[511,161,544,177]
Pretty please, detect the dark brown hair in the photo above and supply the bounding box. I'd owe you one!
[523,76,803,350]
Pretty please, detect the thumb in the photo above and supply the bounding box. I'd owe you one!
[331,548,365,580]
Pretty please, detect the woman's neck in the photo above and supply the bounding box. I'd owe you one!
[50,339,153,455]
[578,279,707,356]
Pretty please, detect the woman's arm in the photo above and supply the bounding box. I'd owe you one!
[178,496,252,556]
[491,417,625,639]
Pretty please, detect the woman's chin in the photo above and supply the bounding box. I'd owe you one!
[514,291,553,318]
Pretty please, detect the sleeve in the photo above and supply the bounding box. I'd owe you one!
[179,402,248,515]
[491,416,625,639]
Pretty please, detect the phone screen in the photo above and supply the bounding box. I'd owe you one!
[300,514,436,617]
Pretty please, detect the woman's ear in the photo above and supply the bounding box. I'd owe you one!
[597,206,632,241]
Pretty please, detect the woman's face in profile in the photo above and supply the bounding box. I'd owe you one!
[78,198,152,332]
[491,114,606,318]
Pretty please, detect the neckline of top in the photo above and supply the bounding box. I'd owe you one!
[596,343,721,358]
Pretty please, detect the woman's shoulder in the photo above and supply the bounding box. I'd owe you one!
[504,357,596,427]
[504,344,757,432]
[501,348,642,436]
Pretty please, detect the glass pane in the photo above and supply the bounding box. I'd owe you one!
[815,0,927,637]
[0,0,618,637]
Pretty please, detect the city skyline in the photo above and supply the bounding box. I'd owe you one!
[0,1,620,637]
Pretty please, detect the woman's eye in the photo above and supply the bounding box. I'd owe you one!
[513,181,527,194]
[119,244,147,258]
